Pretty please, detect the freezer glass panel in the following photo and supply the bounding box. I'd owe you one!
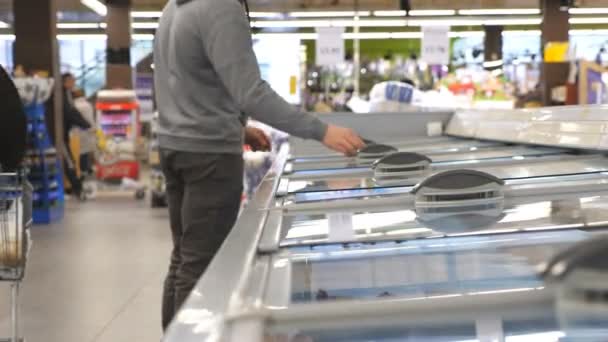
[266,312,608,342]
[285,158,608,194]
[290,147,566,172]
[286,230,588,304]
[281,193,608,246]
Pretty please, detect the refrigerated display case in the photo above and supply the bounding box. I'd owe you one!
[95,90,140,182]
[163,106,608,342]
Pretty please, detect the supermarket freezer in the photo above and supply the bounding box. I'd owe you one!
[279,154,608,196]
[289,144,566,172]
[163,108,608,342]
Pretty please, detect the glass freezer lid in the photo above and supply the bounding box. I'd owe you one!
[266,306,608,342]
[291,137,498,161]
[280,230,587,303]
[282,157,608,195]
[279,190,608,246]
[290,146,566,172]
[286,172,608,205]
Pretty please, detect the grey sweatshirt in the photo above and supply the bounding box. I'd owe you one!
[154,0,328,154]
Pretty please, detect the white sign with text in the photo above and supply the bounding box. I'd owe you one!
[422,26,450,65]
[316,27,345,66]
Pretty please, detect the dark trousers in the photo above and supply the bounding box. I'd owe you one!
[62,144,82,196]
[160,150,243,330]
[79,153,93,175]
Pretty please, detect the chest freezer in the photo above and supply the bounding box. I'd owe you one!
[262,171,608,249]
[263,228,608,341]
[293,136,489,159]
[279,155,608,196]
[289,146,567,172]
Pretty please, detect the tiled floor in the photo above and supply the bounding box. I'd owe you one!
[0,196,172,342]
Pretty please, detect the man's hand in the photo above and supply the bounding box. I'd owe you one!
[245,127,272,152]
[322,125,365,157]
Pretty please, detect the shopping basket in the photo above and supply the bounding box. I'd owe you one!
[0,171,31,342]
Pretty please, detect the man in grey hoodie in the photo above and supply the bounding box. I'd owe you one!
[154,0,364,330]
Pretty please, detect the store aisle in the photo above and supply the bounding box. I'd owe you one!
[0,197,172,342]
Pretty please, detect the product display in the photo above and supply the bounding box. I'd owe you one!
[95,90,141,182]
[16,78,64,224]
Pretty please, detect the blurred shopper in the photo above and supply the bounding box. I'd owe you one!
[61,73,91,199]
[0,65,27,172]
[155,0,364,330]
[72,89,96,176]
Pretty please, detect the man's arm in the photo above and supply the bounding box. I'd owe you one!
[200,1,327,141]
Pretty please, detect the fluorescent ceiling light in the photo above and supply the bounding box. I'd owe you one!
[57,22,103,29]
[449,31,484,38]
[408,10,456,16]
[132,33,155,41]
[252,19,406,28]
[132,22,159,29]
[570,17,608,24]
[0,34,15,40]
[458,8,540,15]
[131,11,163,18]
[408,17,541,26]
[288,11,370,17]
[57,33,107,40]
[503,29,541,36]
[0,21,9,29]
[81,0,107,16]
[569,7,608,14]
[373,10,407,16]
[249,12,284,18]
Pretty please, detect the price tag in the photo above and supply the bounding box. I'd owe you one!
[327,212,355,241]
[421,26,450,65]
[316,27,345,67]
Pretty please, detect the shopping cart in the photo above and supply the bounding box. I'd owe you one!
[0,171,31,342]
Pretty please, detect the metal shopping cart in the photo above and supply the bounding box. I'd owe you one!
[0,171,31,342]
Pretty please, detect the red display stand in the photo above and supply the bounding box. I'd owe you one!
[95,90,141,182]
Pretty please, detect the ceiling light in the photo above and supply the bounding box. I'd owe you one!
[458,8,540,15]
[248,12,284,18]
[131,11,163,18]
[251,19,406,28]
[569,7,608,14]
[132,33,155,41]
[57,22,103,29]
[57,33,107,40]
[373,10,407,16]
[569,17,608,24]
[132,22,159,29]
[0,34,15,40]
[449,31,484,38]
[503,30,541,36]
[0,21,9,29]
[81,0,107,16]
[408,10,456,16]
[408,18,541,26]
[288,11,370,17]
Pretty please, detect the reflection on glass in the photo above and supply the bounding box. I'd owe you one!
[281,195,608,246]
[288,231,588,304]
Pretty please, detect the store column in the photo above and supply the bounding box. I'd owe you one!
[106,0,133,89]
[540,0,570,105]
[483,25,503,70]
[13,0,63,149]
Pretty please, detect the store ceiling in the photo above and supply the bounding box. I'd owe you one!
[0,0,606,14]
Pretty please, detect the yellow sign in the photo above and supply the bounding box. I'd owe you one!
[289,76,297,95]
[544,42,569,63]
